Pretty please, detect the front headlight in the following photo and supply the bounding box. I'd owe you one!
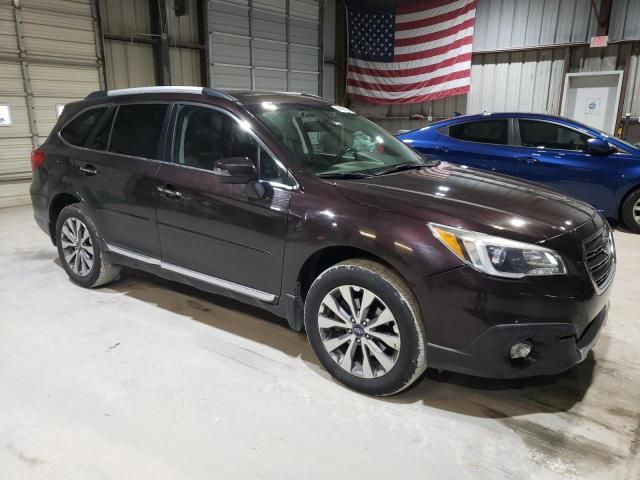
[429,223,567,278]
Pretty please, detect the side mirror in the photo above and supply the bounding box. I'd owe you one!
[586,138,614,155]
[213,156,258,183]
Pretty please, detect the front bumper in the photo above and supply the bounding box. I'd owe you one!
[425,302,608,378]
[413,256,612,379]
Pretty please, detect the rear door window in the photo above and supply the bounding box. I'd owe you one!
[60,107,109,147]
[108,104,169,159]
[518,120,591,150]
[446,119,509,145]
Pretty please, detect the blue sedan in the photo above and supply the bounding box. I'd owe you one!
[397,113,640,232]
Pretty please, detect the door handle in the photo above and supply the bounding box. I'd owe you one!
[518,157,538,165]
[433,145,449,153]
[157,184,182,199]
[79,165,98,176]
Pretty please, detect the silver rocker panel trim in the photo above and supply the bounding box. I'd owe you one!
[105,243,276,303]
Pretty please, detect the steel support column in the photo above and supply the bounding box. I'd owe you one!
[90,0,107,89]
[248,0,255,90]
[12,0,38,148]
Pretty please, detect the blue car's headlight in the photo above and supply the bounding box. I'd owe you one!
[429,223,567,278]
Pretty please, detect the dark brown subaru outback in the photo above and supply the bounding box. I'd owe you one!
[30,87,615,396]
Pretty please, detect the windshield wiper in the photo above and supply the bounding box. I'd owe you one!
[371,162,429,176]
[317,171,372,179]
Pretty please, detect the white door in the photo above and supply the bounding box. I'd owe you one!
[561,71,623,134]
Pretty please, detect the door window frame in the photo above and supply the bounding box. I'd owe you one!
[106,102,174,162]
[512,118,598,152]
[57,101,174,164]
[58,104,115,150]
[437,117,516,147]
[168,102,299,190]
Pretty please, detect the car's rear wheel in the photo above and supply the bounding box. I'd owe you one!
[304,259,427,396]
[621,188,640,233]
[56,204,120,288]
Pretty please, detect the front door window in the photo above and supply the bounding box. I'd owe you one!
[174,105,290,184]
[518,120,591,151]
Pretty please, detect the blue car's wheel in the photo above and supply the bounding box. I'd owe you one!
[621,188,640,233]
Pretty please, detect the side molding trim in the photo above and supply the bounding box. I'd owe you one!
[105,243,276,303]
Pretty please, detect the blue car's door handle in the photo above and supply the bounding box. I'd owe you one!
[433,146,449,153]
[518,156,538,165]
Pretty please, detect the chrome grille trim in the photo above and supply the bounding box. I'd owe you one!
[583,223,615,294]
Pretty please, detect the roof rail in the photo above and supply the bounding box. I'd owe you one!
[85,86,237,101]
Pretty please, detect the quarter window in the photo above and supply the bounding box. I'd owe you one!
[86,108,115,151]
[109,104,169,159]
[174,105,289,183]
[447,119,509,145]
[519,120,590,150]
[60,107,109,147]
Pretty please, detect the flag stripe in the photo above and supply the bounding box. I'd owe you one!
[394,10,476,47]
[396,0,476,32]
[396,0,468,17]
[348,45,473,72]
[395,12,476,46]
[348,60,471,86]
[347,69,470,93]
[394,36,473,63]
[348,85,471,105]
[347,53,472,80]
[347,77,471,100]
[394,25,475,55]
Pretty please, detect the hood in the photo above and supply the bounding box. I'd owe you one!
[335,162,596,244]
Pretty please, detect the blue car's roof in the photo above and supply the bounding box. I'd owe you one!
[405,112,591,131]
[397,112,640,154]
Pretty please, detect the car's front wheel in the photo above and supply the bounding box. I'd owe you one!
[56,204,120,288]
[621,188,640,233]
[304,259,427,396]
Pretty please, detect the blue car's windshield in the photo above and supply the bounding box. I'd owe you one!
[248,102,429,177]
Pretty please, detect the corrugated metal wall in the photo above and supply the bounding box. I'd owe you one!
[101,0,204,89]
[209,0,320,94]
[352,95,468,133]
[609,0,640,41]
[468,48,566,114]
[0,0,102,207]
[473,0,600,51]
[322,0,335,101]
[168,0,203,86]
[101,0,156,88]
[570,42,640,117]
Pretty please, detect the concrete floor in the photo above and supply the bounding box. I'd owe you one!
[0,205,639,480]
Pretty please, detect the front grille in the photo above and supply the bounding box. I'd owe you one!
[583,223,615,292]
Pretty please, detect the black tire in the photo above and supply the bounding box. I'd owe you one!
[304,259,427,396]
[55,204,121,288]
[621,188,640,233]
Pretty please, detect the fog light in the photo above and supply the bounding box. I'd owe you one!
[510,341,532,359]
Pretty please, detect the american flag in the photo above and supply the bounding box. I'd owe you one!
[346,0,477,104]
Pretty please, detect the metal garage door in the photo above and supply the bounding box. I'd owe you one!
[208,0,320,94]
[0,0,103,207]
[101,0,204,89]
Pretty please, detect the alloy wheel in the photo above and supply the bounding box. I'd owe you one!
[634,197,640,226]
[60,217,94,277]
[317,285,401,378]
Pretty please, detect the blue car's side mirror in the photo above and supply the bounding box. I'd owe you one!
[586,138,614,155]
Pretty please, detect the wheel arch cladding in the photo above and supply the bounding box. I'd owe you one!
[49,193,81,243]
[297,246,402,301]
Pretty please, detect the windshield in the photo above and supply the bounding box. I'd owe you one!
[247,103,426,177]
